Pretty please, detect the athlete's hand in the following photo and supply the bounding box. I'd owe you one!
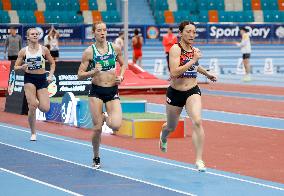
[115,75,124,84]
[207,73,217,82]
[192,49,202,62]
[94,63,102,71]
[90,63,102,76]
[21,64,28,71]
[47,75,53,83]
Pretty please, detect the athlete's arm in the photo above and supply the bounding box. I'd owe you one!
[14,49,27,71]
[77,47,101,80]
[113,43,126,83]
[236,34,249,47]
[43,46,56,82]
[169,45,200,78]
[132,37,137,46]
[197,66,217,82]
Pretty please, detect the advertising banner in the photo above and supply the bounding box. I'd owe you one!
[273,24,284,41]
[155,24,207,40]
[0,23,283,43]
[46,61,91,97]
[22,24,83,41]
[0,25,23,41]
[208,24,272,41]
[4,61,28,115]
[84,24,144,42]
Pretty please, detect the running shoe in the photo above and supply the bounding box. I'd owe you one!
[242,75,252,82]
[196,160,206,172]
[159,132,167,153]
[30,134,37,141]
[93,157,101,169]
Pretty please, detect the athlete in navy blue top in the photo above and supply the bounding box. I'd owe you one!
[14,28,56,141]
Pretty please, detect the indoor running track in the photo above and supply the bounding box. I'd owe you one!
[0,123,283,196]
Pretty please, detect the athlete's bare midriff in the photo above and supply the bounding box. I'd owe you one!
[25,68,46,74]
[92,70,117,87]
[170,77,197,91]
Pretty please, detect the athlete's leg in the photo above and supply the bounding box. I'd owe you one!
[105,99,122,131]
[137,56,142,67]
[185,94,204,163]
[24,83,39,137]
[132,52,137,64]
[243,58,251,75]
[161,103,183,142]
[37,88,50,113]
[89,97,104,158]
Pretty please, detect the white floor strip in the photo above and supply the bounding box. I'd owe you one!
[0,167,83,196]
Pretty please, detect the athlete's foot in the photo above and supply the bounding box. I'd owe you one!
[159,132,167,153]
[30,134,37,141]
[196,160,206,172]
[242,75,252,82]
[93,157,101,169]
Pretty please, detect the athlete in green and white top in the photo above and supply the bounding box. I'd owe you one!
[91,41,117,72]
[77,22,127,169]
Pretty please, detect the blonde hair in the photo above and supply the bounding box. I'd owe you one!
[26,28,39,38]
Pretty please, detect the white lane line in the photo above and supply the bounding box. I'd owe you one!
[0,167,83,196]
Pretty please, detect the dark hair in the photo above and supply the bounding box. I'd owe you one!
[178,21,196,32]
[134,28,139,35]
[10,26,17,30]
[169,27,173,31]
[118,31,124,36]
[240,27,248,32]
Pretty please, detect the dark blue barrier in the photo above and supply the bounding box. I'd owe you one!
[45,102,62,122]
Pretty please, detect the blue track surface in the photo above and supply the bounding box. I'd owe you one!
[201,88,284,101]
[0,123,283,196]
[147,103,284,131]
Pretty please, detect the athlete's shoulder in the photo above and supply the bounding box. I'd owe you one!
[169,43,181,56]
[170,43,181,51]
[18,47,27,57]
[111,42,120,51]
[41,45,49,52]
[193,47,201,53]
[83,46,93,58]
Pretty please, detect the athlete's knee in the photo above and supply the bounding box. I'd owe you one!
[28,101,39,111]
[92,125,102,134]
[108,121,121,131]
[39,104,50,113]
[192,118,202,128]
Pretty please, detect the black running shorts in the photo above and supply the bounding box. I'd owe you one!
[166,85,201,107]
[24,72,48,90]
[88,84,120,103]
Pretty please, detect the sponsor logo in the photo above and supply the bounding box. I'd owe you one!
[166,97,171,103]
[35,27,44,40]
[147,26,159,39]
[46,71,57,97]
[210,26,270,39]
[276,26,284,38]
[85,26,93,40]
